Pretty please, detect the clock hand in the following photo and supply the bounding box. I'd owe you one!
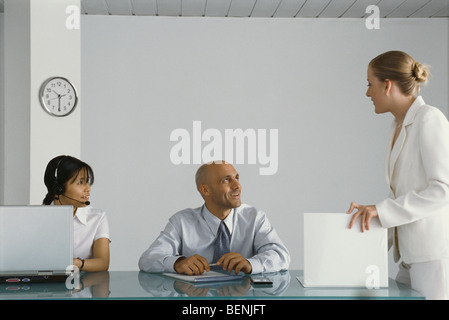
[51,90,62,101]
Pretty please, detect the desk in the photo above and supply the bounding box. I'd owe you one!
[0,270,424,300]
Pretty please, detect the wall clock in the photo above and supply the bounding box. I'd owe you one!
[39,77,78,117]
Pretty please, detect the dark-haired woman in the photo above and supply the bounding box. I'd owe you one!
[43,155,110,272]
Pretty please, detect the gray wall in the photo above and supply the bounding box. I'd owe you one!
[80,16,449,272]
[0,13,4,205]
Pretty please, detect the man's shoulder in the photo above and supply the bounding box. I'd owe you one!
[235,203,265,218]
[169,204,266,221]
[170,206,203,222]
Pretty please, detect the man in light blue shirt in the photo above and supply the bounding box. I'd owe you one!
[138,161,290,275]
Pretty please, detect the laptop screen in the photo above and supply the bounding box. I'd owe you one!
[0,205,73,274]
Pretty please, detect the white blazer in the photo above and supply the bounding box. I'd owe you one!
[376,96,449,264]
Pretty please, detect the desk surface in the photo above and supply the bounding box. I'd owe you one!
[0,270,424,300]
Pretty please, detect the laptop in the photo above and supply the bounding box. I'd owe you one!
[298,213,388,288]
[0,205,73,283]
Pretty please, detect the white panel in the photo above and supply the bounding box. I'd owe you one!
[296,0,332,17]
[410,0,448,17]
[273,0,306,17]
[387,0,432,17]
[81,0,108,15]
[105,0,132,15]
[182,0,206,16]
[251,0,282,17]
[157,0,181,16]
[319,0,357,17]
[131,0,157,15]
[302,213,388,287]
[228,0,257,17]
[204,0,232,16]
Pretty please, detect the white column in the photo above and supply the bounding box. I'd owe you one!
[3,0,81,205]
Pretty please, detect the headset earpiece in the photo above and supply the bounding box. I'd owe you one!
[53,158,65,196]
[53,180,64,196]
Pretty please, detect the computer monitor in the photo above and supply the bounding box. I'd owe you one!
[0,205,73,281]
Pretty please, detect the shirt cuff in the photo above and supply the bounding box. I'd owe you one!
[247,258,263,274]
[376,199,392,229]
[164,255,185,273]
[94,234,111,242]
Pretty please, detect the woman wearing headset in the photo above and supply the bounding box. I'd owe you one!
[43,155,110,272]
[347,51,449,300]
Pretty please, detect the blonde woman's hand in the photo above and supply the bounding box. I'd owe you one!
[347,201,379,232]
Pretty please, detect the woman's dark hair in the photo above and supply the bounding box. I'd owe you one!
[43,155,94,205]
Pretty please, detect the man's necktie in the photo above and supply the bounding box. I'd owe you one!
[213,221,230,263]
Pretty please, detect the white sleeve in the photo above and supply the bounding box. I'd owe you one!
[247,211,290,274]
[94,212,110,242]
[138,218,184,273]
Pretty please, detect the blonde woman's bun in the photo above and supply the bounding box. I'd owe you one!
[412,62,429,83]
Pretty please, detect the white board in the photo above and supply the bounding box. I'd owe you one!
[300,213,388,288]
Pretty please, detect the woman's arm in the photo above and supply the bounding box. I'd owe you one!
[73,237,110,272]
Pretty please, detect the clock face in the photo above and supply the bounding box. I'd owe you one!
[39,77,78,117]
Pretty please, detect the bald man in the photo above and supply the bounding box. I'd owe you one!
[138,161,290,275]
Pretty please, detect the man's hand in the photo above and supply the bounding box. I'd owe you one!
[217,252,252,275]
[347,201,379,232]
[174,254,210,275]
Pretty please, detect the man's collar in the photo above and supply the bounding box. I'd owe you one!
[201,204,235,234]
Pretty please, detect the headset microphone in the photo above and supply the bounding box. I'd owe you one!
[61,194,90,206]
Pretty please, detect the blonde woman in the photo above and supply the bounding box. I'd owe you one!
[347,51,449,300]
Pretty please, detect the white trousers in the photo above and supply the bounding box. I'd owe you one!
[395,259,449,300]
